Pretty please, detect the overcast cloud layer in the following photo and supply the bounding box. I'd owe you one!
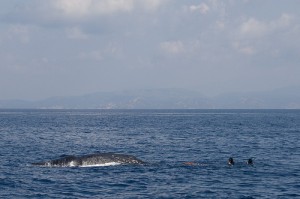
[0,0,300,100]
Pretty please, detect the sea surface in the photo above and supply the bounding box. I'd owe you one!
[0,109,299,198]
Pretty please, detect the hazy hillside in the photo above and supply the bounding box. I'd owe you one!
[0,87,299,109]
[213,86,300,109]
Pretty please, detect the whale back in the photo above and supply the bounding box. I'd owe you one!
[32,153,144,167]
[32,155,80,167]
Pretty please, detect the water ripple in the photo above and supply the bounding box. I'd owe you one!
[0,109,299,198]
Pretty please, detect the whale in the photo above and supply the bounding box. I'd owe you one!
[32,153,145,167]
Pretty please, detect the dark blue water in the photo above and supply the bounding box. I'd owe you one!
[1,109,299,198]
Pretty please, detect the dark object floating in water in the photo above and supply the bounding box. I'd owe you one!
[228,157,234,166]
[246,158,253,165]
[32,153,145,167]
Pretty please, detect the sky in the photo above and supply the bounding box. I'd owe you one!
[0,0,300,100]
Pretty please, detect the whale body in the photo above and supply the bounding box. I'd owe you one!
[32,153,144,167]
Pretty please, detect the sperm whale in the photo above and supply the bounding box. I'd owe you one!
[32,153,145,167]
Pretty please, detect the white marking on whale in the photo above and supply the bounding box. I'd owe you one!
[32,153,144,167]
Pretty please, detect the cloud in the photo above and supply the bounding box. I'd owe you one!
[240,18,268,38]
[65,27,88,40]
[270,13,293,29]
[235,13,296,57]
[160,41,185,54]
[233,42,255,55]
[79,42,123,61]
[52,0,94,19]
[5,0,169,26]
[189,3,210,14]
[52,0,135,18]
[7,25,31,43]
[79,50,103,61]
[239,14,293,38]
[239,46,255,55]
[1,1,300,100]
[140,0,169,10]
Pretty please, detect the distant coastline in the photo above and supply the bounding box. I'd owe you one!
[1,87,300,109]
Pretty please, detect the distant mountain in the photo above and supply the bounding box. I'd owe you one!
[32,88,211,109]
[212,86,300,109]
[0,87,299,109]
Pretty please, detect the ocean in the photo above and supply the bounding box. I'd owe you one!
[0,109,299,198]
